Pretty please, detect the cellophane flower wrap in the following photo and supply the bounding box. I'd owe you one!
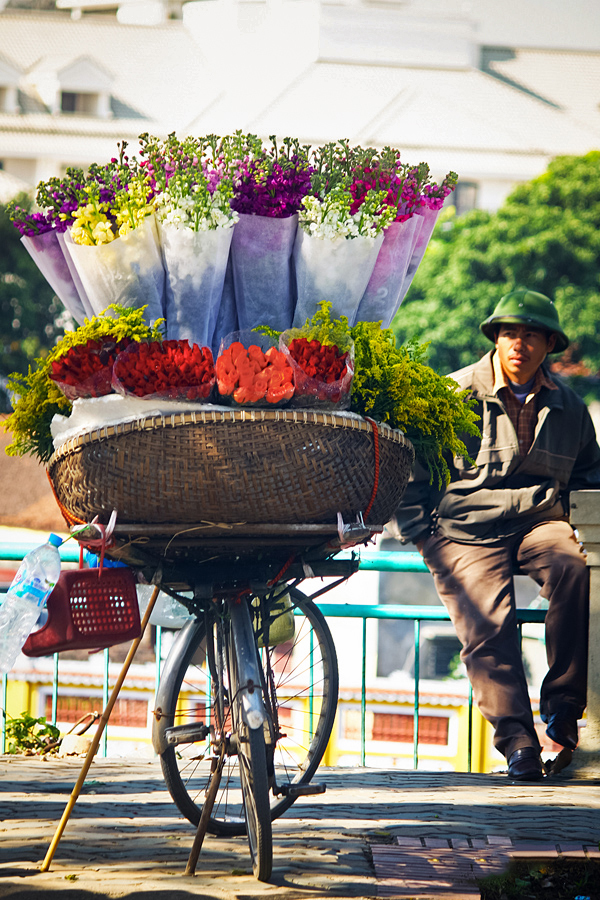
[228,136,311,333]
[215,330,294,409]
[49,150,166,327]
[8,197,91,324]
[358,159,457,320]
[280,328,354,411]
[292,142,397,328]
[211,255,238,360]
[279,299,355,410]
[49,336,132,401]
[112,339,216,401]
[142,133,238,349]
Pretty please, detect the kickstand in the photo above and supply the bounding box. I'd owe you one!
[185,745,226,876]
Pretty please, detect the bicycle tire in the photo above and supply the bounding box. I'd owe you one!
[237,726,272,881]
[153,587,339,835]
[228,608,273,882]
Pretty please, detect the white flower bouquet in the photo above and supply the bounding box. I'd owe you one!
[141,133,238,349]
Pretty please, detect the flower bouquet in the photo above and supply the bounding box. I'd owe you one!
[228,135,312,334]
[291,143,458,329]
[280,330,354,410]
[59,155,166,327]
[349,152,458,326]
[112,338,216,401]
[8,192,92,325]
[215,330,294,408]
[49,336,132,401]
[141,133,238,350]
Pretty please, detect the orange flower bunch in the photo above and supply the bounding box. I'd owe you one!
[216,342,294,405]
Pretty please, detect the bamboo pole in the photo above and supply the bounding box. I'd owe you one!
[40,584,160,872]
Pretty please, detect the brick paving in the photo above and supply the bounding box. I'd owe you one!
[372,835,600,897]
[1,757,600,899]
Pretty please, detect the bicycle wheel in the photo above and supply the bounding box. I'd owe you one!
[153,587,339,835]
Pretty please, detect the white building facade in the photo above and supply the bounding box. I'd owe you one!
[0,0,599,209]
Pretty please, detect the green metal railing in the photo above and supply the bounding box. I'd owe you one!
[0,542,546,767]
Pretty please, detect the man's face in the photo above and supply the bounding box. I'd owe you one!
[494,323,556,385]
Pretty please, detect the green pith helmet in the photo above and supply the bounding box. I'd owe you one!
[480,289,569,353]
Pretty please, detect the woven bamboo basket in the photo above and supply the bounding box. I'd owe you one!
[47,409,414,546]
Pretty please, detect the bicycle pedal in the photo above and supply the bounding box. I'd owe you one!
[276,782,326,798]
[164,723,209,745]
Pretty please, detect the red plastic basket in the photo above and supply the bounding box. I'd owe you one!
[22,567,141,656]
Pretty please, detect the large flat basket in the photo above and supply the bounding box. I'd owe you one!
[47,409,414,555]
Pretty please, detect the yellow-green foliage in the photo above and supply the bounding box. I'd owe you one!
[263,302,481,487]
[3,305,163,462]
[349,320,480,487]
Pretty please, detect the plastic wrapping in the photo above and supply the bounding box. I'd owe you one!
[158,221,234,347]
[136,584,192,629]
[52,366,113,402]
[112,339,215,402]
[230,213,298,333]
[49,337,130,401]
[354,215,424,326]
[292,230,383,328]
[210,254,238,360]
[395,206,441,308]
[21,231,88,325]
[56,231,95,319]
[215,330,294,408]
[62,213,166,328]
[280,329,354,411]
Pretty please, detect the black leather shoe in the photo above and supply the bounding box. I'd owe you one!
[507,747,544,781]
[546,712,579,750]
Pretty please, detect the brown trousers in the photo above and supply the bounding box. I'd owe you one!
[421,520,589,760]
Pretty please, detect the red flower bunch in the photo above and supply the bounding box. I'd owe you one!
[216,343,294,405]
[49,337,131,400]
[287,338,349,383]
[112,340,215,400]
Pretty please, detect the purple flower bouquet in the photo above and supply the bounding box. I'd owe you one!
[229,147,312,333]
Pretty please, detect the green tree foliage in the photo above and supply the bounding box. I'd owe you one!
[0,200,66,411]
[393,151,600,380]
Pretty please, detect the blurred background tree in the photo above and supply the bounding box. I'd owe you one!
[394,150,600,399]
[0,199,67,412]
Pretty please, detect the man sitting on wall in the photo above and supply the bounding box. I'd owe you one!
[392,290,600,781]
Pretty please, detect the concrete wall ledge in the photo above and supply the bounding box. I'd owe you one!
[569,490,600,777]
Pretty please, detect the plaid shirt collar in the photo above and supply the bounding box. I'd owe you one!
[492,351,558,400]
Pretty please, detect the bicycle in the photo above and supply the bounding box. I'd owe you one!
[151,550,358,881]
[45,409,414,880]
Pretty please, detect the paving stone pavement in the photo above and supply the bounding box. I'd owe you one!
[1,757,599,900]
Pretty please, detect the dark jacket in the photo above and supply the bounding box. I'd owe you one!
[393,350,600,545]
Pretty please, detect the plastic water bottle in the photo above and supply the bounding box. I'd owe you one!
[0,534,63,675]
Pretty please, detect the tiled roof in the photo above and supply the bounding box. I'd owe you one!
[0,10,212,131]
[486,48,600,128]
[186,58,600,180]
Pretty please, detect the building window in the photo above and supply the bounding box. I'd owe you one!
[60,91,99,115]
[343,708,450,746]
[45,694,149,728]
[454,181,478,215]
[372,712,449,745]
